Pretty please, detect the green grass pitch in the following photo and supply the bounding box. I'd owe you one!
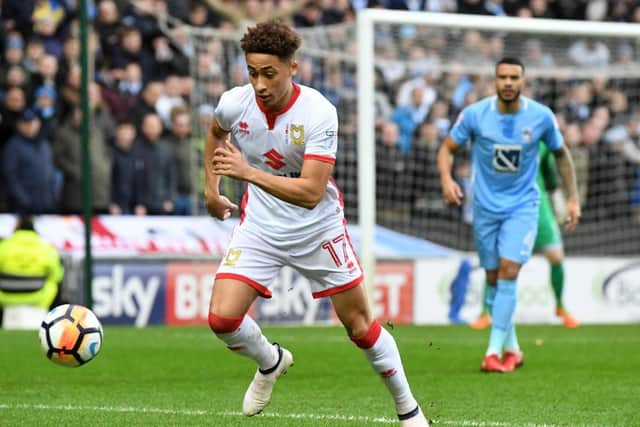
[1,324,638,426]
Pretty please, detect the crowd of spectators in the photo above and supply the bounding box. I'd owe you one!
[1,0,640,244]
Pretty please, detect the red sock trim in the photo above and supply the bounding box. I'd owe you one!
[350,320,382,349]
[208,312,243,334]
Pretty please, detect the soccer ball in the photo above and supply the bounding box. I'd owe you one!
[39,304,103,367]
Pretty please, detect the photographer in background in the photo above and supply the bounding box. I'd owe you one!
[0,215,64,329]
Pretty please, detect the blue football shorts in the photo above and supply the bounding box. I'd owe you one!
[472,202,539,270]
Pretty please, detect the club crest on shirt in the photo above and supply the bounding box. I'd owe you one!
[223,248,242,266]
[521,127,533,144]
[290,124,305,145]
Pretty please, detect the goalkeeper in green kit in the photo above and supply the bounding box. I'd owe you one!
[471,141,579,330]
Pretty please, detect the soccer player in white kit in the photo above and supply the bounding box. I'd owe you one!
[204,21,429,426]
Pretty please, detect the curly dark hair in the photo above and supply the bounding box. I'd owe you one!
[240,20,302,61]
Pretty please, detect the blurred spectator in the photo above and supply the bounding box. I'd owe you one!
[58,36,79,83]
[406,46,439,79]
[3,33,25,68]
[167,106,195,215]
[95,0,121,60]
[396,70,437,111]
[170,25,195,60]
[203,75,227,107]
[120,0,162,45]
[111,26,156,82]
[201,0,308,29]
[131,80,164,127]
[1,64,30,90]
[0,215,64,329]
[152,36,189,77]
[318,63,343,108]
[564,82,592,123]
[57,62,81,119]
[392,86,430,152]
[33,84,58,139]
[99,62,142,122]
[564,122,589,206]
[375,121,412,224]
[134,113,176,215]
[426,98,451,138]
[22,37,46,76]
[294,1,324,27]
[2,1,35,35]
[454,30,487,64]
[523,38,555,67]
[0,87,27,143]
[156,74,186,128]
[485,0,506,16]
[194,103,215,207]
[568,39,610,67]
[187,2,218,28]
[32,53,59,89]
[31,0,69,60]
[53,105,112,214]
[528,0,555,18]
[409,121,444,217]
[2,109,60,214]
[608,89,629,126]
[110,120,142,215]
[119,61,144,97]
[605,0,631,22]
[456,0,489,15]
[422,0,456,12]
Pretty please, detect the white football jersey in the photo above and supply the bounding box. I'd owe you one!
[214,83,344,241]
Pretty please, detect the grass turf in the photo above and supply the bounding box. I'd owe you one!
[0,324,638,426]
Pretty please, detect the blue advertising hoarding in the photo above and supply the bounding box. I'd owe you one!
[92,262,166,326]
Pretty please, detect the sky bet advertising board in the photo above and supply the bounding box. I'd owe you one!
[92,262,167,326]
[91,261,414,326]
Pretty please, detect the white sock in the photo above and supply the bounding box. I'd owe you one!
[360,326,418,415]
[215,316,278,371]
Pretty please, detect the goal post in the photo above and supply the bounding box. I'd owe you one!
[357,9,640,292]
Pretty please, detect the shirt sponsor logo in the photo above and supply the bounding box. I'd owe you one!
[492,144,521,173]
[263,149,286,170]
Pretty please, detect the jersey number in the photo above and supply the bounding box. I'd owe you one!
[492,144,521,173]
[322,234,352,268]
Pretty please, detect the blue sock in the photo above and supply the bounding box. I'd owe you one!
[485,284,497,311]
[487,279,517,356]
[504,324,520,353]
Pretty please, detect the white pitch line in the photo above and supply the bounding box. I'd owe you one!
[0,403,606,427]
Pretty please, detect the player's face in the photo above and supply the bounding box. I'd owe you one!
[246,53,298,112]
[495,63,524,104]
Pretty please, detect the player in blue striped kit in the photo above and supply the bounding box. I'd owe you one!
[437,57,581,372]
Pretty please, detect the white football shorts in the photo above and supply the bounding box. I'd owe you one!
[215,222,364,299]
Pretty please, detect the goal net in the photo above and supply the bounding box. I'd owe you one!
[355,10,640,279]
[163,12,640,287]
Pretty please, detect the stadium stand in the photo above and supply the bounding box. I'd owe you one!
[1,0,640,255]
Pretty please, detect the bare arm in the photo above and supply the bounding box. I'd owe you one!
[437,135,464,205]
[213,140,331,209]
[204,119,238,219]
[553,144,581,230]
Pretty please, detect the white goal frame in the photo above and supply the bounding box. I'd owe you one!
[356,9,640,293]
